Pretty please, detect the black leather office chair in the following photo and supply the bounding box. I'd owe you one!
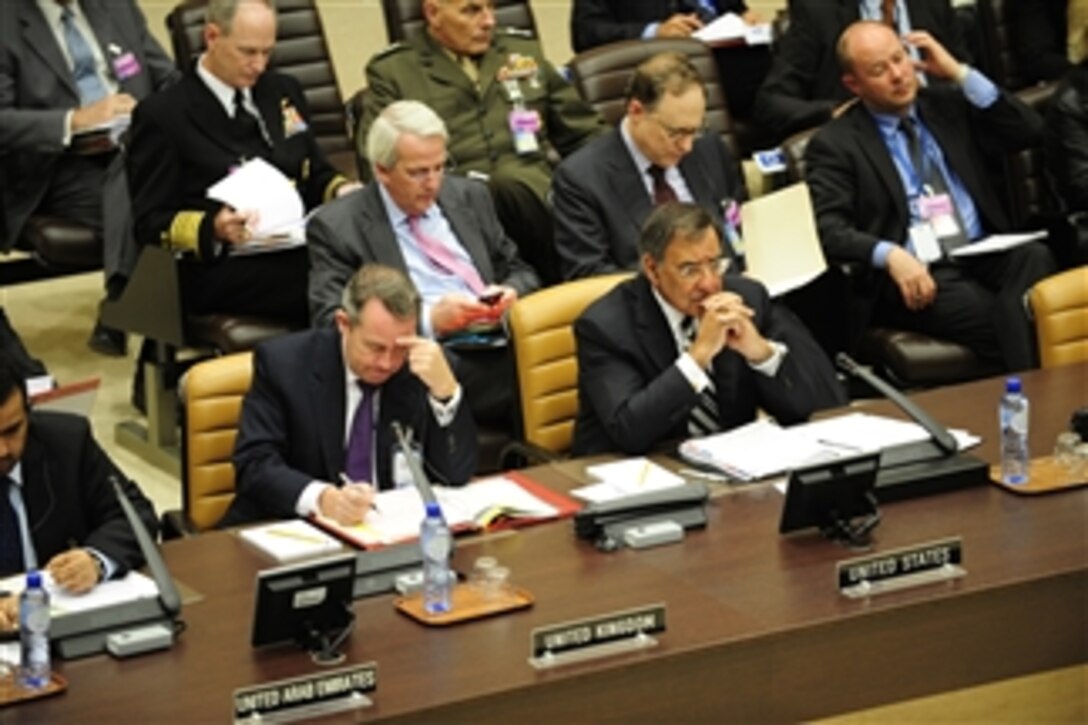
[380,0,538,43]
[166,0,356,175]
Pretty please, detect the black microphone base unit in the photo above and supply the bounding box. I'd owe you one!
[873,453,990,503]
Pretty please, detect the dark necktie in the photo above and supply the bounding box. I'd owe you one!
[881,0,897,28]
[648,165,678,206]
[344,382,375,483]
[0,476,26,577]
[406,216,486,294]
[61,5,107,105]
[899,117,969,253]
[232,89,265,145]
[681,316,721,438]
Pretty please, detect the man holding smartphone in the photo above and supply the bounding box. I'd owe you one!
[308,101,541,428]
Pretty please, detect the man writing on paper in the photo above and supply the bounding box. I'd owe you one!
[309,100,540,427]
[572,202,843,456]
[804,21,1055,371]
[128,0,356,328]
[0,0,180,356]
[0,351,158,629]
[552,51,746,280]
[218,265,477,528]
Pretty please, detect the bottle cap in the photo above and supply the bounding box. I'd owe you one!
[26,570,42,588]
[424,502,442,517]
[1005,376,1022,394]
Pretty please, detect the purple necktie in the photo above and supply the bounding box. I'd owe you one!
[407,215,486,294]
[344,382,375,483]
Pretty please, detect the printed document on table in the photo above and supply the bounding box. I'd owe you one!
[950,231,1047,258]
[679,419,840,481]
[0,571,160,618]
[574,458,687,503]
[206,157,307,251]
[790,412,980,453]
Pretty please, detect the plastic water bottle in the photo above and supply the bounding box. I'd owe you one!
[999,377,1030,485]
[19,570,51,689]
[420,503,452,615]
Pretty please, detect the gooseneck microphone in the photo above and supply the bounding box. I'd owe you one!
[110,475,181,616]
[835,353,959,455]
[391,422,438,509]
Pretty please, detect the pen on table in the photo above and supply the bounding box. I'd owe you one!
[266,528,326,544]
[339,473,380,512]
[637,460,651,487]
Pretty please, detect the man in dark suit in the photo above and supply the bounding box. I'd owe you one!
[219,265,477,528]
[553,51,746,280]
[805,21,1055,371]
[359,0,604,283]
[0,351,158,629]
[0,0,179,355]
[128,0,353,328]
[754,0,968,145]
[570,1,768,123]
[573,202,843,456]
[309,100,539,427]
[1009,0,1073,85]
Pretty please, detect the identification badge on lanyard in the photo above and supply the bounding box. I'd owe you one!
[391,442,424,490]
[508,108,541,155]
[908,222,943,264]
[917,191,961,239]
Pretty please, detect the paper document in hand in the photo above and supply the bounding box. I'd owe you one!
[206,157,305,238]
[679,418,840,481]
[693,13,744,42]
[74,114,131,145]
[315,475,566,547]
[742,183,827,297]
[574,458,686,502]
[949,231,1047,258]
[238,519,344,562]
[0,571,160,618]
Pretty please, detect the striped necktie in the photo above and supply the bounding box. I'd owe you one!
[407,216,486,294]
[681,316,721,437]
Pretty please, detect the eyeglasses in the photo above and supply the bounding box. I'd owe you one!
[674,256,730,280]
[650,114,707,141]
[401,162,447,183]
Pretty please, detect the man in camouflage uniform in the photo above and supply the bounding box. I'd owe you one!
[358,0,604,283]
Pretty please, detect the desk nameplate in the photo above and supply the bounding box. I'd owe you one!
[528,603,665,670]
[838,537,965,599]
[232,662,376,723]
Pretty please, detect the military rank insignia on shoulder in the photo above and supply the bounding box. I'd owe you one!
[372,42,406,60]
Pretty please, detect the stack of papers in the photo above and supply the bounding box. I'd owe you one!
[693,13,772,45]
[0,570,160,617]
[679,413,981,481]
[238,519,344,562]
[573,458,687,503]
[206,158,309,250]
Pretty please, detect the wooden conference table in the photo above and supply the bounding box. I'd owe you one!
[12,364,1088,722]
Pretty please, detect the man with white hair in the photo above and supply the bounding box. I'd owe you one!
[308,100,539,427]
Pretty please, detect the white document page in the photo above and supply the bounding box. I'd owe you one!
[0,571,160,618]
[742,182,828,297]
[950,230,1047,258]
[206,157,306,248]
[574,458,686,503]
[679,419,840,481]
[693,13,772,45]
[791,412,980,453]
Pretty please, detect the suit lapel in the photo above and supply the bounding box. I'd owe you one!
[605,131,655,239]
[18,423,59,559]
[19,0,79,101]
[439,182,494,281]
[852,108,910,223]
[252,75,285,147]
[81,0,119,86]
[418,33,479,103]
[358,184,410,269]
[631,276,677,375]
[310,331,347,480]
[182,72,249,160]
[476,37,507,99]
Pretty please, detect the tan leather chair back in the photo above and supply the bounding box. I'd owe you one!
[569,37,739,161]
[183,352,253,531]
[1029,266,1088,369]
[508,273,632,455]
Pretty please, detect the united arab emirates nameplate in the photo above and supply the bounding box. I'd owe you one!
[837,537,965,598]
[233,662,376,722]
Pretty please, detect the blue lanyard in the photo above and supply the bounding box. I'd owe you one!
[888,124,935,200]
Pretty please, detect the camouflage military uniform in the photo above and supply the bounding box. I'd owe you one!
[360,28,604,283]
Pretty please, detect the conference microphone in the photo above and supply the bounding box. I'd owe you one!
[835,353,959,455]
[391,422,438,509]
[110,474,181,616]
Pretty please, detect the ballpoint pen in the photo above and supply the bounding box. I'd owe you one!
[339,473,380,513]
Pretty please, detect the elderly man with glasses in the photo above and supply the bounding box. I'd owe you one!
[552,51,747,281]
[571,202,844,457]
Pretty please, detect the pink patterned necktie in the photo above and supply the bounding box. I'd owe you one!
[406,216,486,294]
